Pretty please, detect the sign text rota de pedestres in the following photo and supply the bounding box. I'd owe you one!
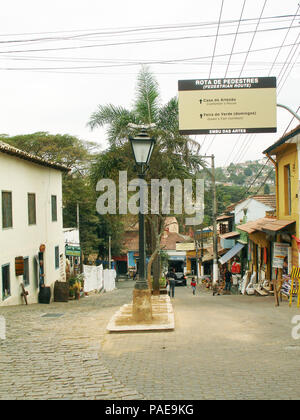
[178,77,276,135]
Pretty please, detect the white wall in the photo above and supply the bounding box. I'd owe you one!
[83,265,116,293]
[63,228,80,246]
[235,199,274,226]
[0,153,65,306]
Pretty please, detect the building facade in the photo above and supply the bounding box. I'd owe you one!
[264,124,300,269]
[0,141,69,306]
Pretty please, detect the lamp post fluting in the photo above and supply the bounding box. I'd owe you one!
[129,125,156,321]
[135,171,147,289]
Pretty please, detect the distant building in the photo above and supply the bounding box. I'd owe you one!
[63,228,81,276]
[226,195,276,226]
[0,141,69,306]
[118,217,186,276]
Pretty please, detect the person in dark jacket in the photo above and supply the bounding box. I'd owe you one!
[167,268,176,298]
[224,267,232,294]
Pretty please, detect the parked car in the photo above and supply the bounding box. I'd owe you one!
[174,272,187,286]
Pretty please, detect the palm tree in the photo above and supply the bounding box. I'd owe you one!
[88,66,159,142]
[88,66,204,292]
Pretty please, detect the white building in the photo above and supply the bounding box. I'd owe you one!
[227,195,276,226]
[0,141,69,306]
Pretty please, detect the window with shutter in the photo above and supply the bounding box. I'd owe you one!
[55,246,59,269]
[23,257,29,286]
[2,191,12,229]
[51,195,57,222]
[28,193,36,225]
[2,264,11,300]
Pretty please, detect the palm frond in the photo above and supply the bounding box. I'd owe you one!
[87,104,133,130]
[87,104,138,146]
[134,66,160,124]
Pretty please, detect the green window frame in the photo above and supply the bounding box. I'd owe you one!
[2,264,11,300]
[284,164,292,216]
[51,195,57,222]
[55,246,59,270]
[28,193,36,225]
[23,257,29,286]
[2,191,13,229]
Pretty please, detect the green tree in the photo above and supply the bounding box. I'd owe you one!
[1,132,100,257]
[244,167,252,177]
[88,66,204,292]
[264,183,270,194]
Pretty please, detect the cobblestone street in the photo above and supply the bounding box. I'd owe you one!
[1,280,300,400]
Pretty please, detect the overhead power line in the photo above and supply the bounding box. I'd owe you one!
[208,0,224,79]
[0,42,298,71]
[268,4,300,76]
[222,2,300,167]
[224,0,246,78]
[0,14,298,40]
[238,0,267,77]
[0,24,298,55]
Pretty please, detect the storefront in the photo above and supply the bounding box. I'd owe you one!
[65,245,81,276]
[237,216,296,287]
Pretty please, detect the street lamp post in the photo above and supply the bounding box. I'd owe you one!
[129,124,156,321]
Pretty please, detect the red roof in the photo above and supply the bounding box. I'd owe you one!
[121,230,186,252]
[226,195,276,213]
[237,217,295,234]
[0,140,70,172]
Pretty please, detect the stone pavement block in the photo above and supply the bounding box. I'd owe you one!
[2,282,300,400]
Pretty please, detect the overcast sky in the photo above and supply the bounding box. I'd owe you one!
[1,0,299,167]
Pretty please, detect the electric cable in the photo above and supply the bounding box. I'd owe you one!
[238,0,268,77]
[224,0,246,78]
[208,0,224,79]
[0,23,298,55]
[268,4,300,76]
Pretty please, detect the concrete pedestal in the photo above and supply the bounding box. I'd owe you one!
[132,289,152,322]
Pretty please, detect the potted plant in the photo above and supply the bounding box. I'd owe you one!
[68,276,76,299]
[73,281,81,300]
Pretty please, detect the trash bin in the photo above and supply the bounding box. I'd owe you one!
[54,281,69,302]
[38,287,51,304]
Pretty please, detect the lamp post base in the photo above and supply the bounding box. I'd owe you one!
[132,289,152,322]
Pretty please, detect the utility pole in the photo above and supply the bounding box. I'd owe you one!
[195,226,203,280]
[211,154,219,285]
[195,232,200,280]
[108,235,112,270]
[76,202,80,230]
[200,225,204,277]
[199,155,219,285]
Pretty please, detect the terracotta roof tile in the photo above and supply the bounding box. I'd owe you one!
[121,230,186,252]
[226,194,276,213]
[0,140,70,172]
[237,217,295,234]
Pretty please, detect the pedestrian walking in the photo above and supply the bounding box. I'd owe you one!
[167,268,176,298]
[224,267,232,294]
[191,277,197,295]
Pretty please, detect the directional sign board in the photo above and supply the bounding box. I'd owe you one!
[178,77,277,135]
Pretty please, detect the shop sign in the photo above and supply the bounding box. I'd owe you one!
[176,243,195,251]
[65,245,81,257]
[273,242,290,269]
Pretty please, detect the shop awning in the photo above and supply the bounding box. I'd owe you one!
[219,242,245,265]
[219,231,240,239]
[168,255,186,261]
[217,214,234,222]
[237,217,295,234]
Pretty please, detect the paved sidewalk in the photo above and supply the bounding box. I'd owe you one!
[1,281,300,400]
[101,285,300,400]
